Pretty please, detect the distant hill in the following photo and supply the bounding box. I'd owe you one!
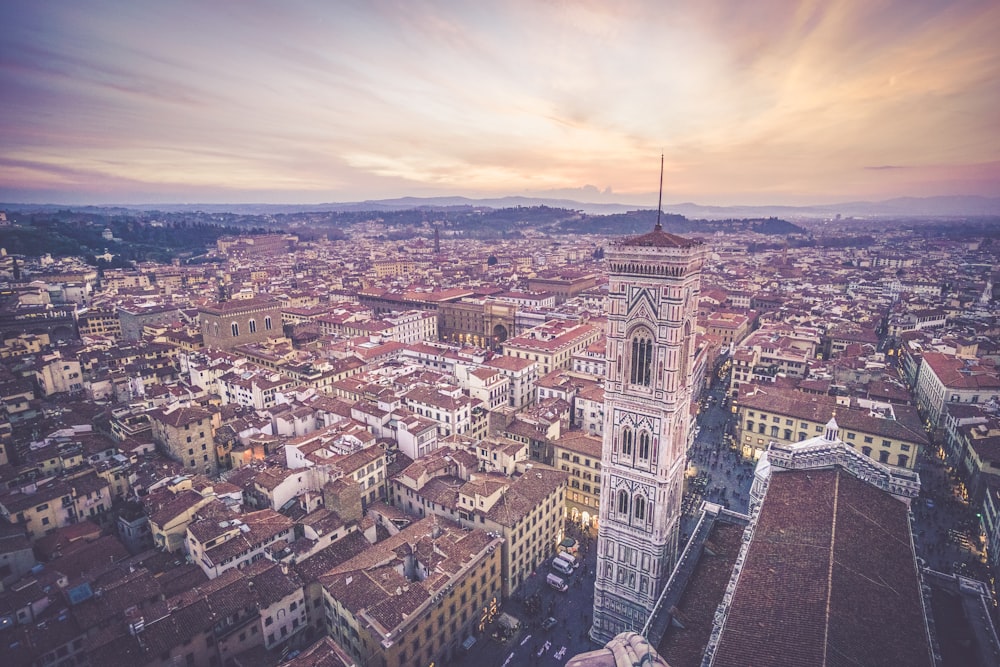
[4,194,998,219]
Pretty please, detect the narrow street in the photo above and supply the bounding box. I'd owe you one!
[681,383,754,541]
[911,453,991,582]
[452,524,601,666]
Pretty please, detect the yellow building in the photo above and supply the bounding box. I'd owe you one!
[77,308,122,339]
[735,384,928,468]
[144,481,217,553]
[319,516,503,667]
[553,430,603,527]
[0,472,112,541]
[149,405,221,476]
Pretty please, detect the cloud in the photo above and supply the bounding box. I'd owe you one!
[0,1,998,204]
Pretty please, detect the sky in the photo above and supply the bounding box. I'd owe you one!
[2,0,999,207]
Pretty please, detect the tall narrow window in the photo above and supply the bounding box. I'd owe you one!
[617,490,629,516]
[638,431,651,460]
[629,330,653,386]
[231,322,239,337]
[265,316,272,331]
[634,495,646,522]
[621,428,633,457]
[249,319,257,333]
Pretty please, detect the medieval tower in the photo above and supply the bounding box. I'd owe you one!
[590,210,706,643]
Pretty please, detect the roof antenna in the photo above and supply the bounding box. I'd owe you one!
[655,154,664,232]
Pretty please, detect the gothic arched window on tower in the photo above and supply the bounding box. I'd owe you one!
[617,489,629,517]
[638,431,651,461]
[634,495,646,523]
[621,427,634,457]
[629,329,654,386]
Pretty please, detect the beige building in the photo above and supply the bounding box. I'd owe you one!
[34,352,83,396]
[149,405,220,476]
[199,296,283,350]
[502,319,602,376]
[553,430,603,527]
[527,273,597,304]
[77,308,123,339]
[0,472,112,541]
[735,383,928,468]
[144,481,217,553]
[0,479,78,541]
[484,355,538,409]
[699,309,754,346]
[916,351,1000,427]
[319,515,504,667]
[438,298,517,347]
[391,451,567,597]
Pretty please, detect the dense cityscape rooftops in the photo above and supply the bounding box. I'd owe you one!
[1,209,999,665]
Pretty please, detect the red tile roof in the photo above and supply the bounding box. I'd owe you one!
[712,469,932,667]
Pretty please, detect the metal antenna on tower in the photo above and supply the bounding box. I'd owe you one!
[655,154,664,231]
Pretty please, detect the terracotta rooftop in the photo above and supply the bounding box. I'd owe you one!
[657,520,746,667]
[710,468,932,667]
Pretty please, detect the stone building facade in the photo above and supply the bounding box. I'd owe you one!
[199,297,283,350]
[591,222,706,644]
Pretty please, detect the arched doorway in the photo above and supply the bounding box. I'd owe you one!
[492,323,509,344]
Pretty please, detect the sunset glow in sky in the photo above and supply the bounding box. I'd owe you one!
[2,1,999,206]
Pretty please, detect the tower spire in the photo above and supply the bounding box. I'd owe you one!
[655,154,664,232]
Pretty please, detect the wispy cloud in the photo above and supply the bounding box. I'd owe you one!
[0,0,998,204]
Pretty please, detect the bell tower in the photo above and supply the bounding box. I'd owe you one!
[590,163,706,644]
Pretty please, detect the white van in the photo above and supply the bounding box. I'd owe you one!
[557,551,578,568]
[546,573,568,592]
[552,556,573,575]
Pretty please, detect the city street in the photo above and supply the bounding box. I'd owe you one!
[681,384,754,540]
[453,524,601,666]
[911,453,991,582]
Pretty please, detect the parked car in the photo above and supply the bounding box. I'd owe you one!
[542,616,558,630]
[552,557,573,575]
[557,551,579,568]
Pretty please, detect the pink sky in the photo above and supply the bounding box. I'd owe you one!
[1,1,999,206]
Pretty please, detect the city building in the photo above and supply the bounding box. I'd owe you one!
[527,272,597,304]
[915,351,1000,427]
[502,319,602,376]
[734,383,928,468]
[318,515,504,667]
[199,296,283,350]
[553,430,603,526]
[148,404,220,476]
[438,298,517,347]
[591,222,706,644]
[390,450,567,597]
